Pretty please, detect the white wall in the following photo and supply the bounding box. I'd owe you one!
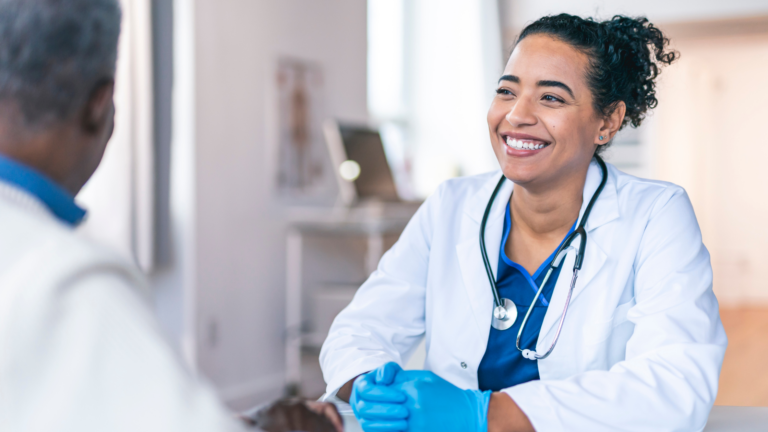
[653,33,768,306]
[155,0,368,410]
[408,0,503,195]
[502,0,768,34]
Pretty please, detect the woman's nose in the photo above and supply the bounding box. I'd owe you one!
[505,98,537,127]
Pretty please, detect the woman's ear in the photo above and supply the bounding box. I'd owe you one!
[596,101,626,144]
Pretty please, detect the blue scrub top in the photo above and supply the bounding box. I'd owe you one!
[0,154,86,226]
[477,204,575,391]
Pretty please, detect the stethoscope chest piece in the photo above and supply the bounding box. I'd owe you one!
[491,298,517,330]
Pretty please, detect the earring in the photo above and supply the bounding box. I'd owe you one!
[599,136,604,141]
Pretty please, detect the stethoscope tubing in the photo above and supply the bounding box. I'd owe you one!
[480,155,609,359]
[479,177,509,309]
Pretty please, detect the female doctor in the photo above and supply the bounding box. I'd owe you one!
[320,14,727,432]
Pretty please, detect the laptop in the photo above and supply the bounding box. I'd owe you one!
[323,120,400,205]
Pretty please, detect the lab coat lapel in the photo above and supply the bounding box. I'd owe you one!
[538,161,618,343]
[455,172,513,331]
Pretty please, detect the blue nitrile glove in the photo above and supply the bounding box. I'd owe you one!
[350,362,409,431]
[391,370,491,432]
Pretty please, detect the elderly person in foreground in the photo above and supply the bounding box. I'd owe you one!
[0,1,339,431]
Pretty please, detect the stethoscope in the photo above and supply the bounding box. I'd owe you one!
[479,155,608,360]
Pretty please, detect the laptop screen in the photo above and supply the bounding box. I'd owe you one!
[338,125,399,202]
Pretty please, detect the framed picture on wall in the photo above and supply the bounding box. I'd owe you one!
[273,57,336,202]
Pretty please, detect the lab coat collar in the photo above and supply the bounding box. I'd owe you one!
[455,172,511,333]
[538,160,618,341]
[580,159,619,232]
[455,159,619,338]
[462,159,619,232]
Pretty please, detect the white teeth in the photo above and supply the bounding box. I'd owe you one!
[505,137,546,151]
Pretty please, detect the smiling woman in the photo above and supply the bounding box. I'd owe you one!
[488,15,678,276]
[321,13,727,432]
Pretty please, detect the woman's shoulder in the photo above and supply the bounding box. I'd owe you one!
[414,171,502,224]
[607,163,692,217]
[431,170,502,201]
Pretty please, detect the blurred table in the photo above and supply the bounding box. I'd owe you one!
[334,403,768,431]
[704,406,768,431]
[333,400,361,432]
[285,202,421,394]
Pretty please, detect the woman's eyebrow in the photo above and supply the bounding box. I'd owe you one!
[498,75,575,99]
[537,80,575,98]
[498,74,519,84]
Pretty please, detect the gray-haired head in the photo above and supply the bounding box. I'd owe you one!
[0,0,121,128]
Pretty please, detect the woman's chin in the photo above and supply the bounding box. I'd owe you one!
[499,163,544,186]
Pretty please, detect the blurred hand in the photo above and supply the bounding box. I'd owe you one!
[244,398,343,432]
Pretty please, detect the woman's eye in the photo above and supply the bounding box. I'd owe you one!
[496,88,513,96]
[542,94,564,103]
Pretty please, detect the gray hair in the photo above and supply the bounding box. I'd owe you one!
[0,0,121,127]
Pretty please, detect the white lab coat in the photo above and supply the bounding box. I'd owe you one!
[0,182,245,432]
[320,160,727,432]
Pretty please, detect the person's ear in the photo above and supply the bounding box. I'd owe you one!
[82,79,115,133]
[596,101,626,145]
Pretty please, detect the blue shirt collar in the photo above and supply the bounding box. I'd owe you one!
[0,154,86,226]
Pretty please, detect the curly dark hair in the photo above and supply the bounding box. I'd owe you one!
[517,14,678,154]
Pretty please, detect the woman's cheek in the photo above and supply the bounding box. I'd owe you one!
[488,102,506,127]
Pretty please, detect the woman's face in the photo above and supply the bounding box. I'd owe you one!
[487,34,606,189]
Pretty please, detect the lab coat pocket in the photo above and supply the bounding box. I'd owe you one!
[582,297,636,345]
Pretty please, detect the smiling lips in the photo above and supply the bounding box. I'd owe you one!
[505,136,549,151]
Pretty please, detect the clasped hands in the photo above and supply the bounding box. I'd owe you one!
[350,362,491,432]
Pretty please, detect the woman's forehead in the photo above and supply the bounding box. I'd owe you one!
[504,34,590,92]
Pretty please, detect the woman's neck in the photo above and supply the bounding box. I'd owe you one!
[510,169,587,238]
[506,168,589,275]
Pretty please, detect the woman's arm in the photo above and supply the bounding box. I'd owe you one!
[335,376,358,402]
[488,393,534,432]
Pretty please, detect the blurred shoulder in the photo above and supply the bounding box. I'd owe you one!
[0,198,145,300]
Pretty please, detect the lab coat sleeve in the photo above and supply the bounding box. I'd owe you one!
[1,269,246,432]
[502,188,727,432]
[319,187,442,395]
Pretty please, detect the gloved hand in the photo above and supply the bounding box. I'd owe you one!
[350,362,409,431]
[391,369,491,432]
